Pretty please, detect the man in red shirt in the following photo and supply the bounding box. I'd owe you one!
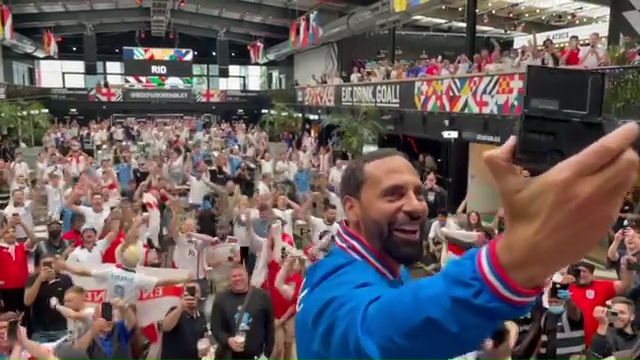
[568,260,634,346]
[62,214,84,247]
[0,222,43,313]
[272,256,304,360]
[560,35,581,66]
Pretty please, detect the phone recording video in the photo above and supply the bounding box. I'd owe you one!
[7,320,18,341]
[186,285,197,297]
[280,247,287,259]
[490,324,509,348]
[627,262,640,271]
[606,309,619,322]
[101,302,113,321]
[42,260,53,269]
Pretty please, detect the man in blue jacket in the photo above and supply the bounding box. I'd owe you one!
[295,123,640,359]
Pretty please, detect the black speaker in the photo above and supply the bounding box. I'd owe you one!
[523,66,604,120]
[217,38,229,78]
[83,33,97,75]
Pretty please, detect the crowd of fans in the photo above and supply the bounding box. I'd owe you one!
[298,32,640,85]
[0,107,639,360]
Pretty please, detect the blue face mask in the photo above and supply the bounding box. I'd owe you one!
[557,289,571,300]
[548,305,565,315]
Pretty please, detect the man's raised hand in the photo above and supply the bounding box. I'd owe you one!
[485,123,640,288]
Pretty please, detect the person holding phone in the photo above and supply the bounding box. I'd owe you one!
[72,297,138,359]
[23,255,73,343]
[161,283,209,360]
[590,297,639,358]
[0,312,22,359]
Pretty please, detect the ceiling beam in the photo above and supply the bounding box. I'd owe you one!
[171,10,286,36]
[420,7,564,33]
[33,21,254,43]
[13,7,287,37]
[185,0,292,20]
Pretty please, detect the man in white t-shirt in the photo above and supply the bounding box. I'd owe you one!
[328,160,345,191]
[62,243,192,304]
[51,285,95,339]
[4,189,34,240]
[306,204,339,245]
[45,173,66,220]
[260,153,274,175]
[66,191,111,236]
[257,173,272,196]
[187,170,209,210]
[66,225,112,267]
[579,32,608,68]
[272,195,300,236]
[10,152,30,180]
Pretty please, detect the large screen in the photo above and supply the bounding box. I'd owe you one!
[122,47,193,88]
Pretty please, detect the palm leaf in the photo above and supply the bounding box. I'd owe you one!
[322,106,383,157]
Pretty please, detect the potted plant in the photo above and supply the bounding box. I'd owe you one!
[602,46,640,117]
[0,102,52,146]
[260,102,302,141]
[320,106,384,158]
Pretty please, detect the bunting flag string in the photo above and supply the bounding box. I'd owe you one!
[289,10,323,50]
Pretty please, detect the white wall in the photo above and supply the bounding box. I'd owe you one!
[467,143,501,215]
[293,43,338,86]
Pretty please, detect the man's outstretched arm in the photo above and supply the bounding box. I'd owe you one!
[301,242,538,359]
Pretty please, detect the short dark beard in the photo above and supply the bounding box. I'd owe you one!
[361,215,423,266]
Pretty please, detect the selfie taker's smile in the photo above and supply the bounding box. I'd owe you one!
[392,224,420,241]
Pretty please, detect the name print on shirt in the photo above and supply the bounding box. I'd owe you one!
[340,84,400,107]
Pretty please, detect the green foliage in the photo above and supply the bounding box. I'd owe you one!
[260,102,302,140]
[601,54,640,117]
[321,106,384,157]
[0,102,52,146]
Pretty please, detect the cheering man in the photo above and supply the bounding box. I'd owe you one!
[296,124,640,359]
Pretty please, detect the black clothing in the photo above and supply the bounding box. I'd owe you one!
[209,168,230,186]
[210,287,275,358]
[33,238,69,266]
[423,187,447,219]
[197,211,218,238]
[25,273,73,332]
[161,307,208,360]
[234,173,254,198]
[590,328,640,358]
[613,200,635,233]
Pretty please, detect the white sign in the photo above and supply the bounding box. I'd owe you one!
[151,65,167,74]
[340,84,400,107]
[513,22,608,48]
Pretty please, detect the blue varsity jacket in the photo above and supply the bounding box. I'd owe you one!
[295,222,539,359]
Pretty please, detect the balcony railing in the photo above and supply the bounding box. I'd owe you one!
[281,66,640,118]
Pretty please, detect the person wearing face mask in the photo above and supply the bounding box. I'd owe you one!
[71,297,137,359]
[161,283,210,360]
[590,297,639,358]
[33,221,71,266]
[513,278,585,359]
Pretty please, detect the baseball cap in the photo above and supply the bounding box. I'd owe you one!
[54,342,90,360]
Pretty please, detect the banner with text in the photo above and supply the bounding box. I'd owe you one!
[338,83,403,108]
[122,88,194,102]
[124,59,193,77]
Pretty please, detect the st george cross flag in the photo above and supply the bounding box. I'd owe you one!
[3,5,14,41]
[289,19,298,48]
[247,41,264,64]
[18,266,189,359]
[298,15,309,48]
[439,228,484,259]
